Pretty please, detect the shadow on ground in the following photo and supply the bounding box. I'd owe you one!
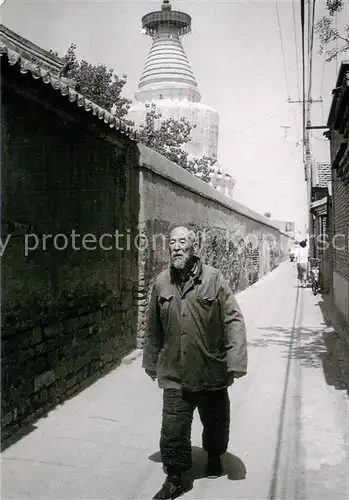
[248,292,348,395]
[1,422,38,452]
[149,446,246,491]
[317,293,349,391]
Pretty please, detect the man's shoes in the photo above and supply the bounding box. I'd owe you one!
[206,454,223,478]
[153,475,184,499]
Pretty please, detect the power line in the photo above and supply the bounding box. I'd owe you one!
[275,0,291,100]
[307,0,316,122]
[229,102,287,133]
[335,11,338,74]
[319,55,326,122]
[292,0,301,99]
[300,0,306,167]
[319,56,326,96]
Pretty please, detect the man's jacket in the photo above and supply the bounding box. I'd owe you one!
[142,258,247,391]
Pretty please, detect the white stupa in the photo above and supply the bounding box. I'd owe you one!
[128,0,235,197]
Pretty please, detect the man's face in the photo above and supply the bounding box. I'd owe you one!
[169,227,194,270]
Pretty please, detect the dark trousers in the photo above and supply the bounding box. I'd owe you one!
[297,262,307,281]
[160,388,230,473]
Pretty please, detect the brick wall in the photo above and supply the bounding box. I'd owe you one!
[331,174,349,325]
[332,177,349,281]
[1,85,140,445]
[321,198,333,293]
[135,145,292,345]
[327,62,349,327]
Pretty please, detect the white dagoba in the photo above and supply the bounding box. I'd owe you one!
[209,162,236,198]
[128,0,234,196]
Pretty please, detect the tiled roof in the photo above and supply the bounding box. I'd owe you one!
[0,28,137,140]
[316,162,331,188]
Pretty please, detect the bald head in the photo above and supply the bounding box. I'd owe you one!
[169,226,197,270]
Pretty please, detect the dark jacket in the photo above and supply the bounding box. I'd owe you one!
[142,257,247,391]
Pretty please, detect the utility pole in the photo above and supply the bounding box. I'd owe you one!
[287,98,322,104]
[287,96,323,182]
[288,93,324,253]
[280,125,290,139]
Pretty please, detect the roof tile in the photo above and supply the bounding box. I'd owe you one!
[0,41,138,141]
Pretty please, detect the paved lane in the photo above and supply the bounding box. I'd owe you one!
[3,262,348,499]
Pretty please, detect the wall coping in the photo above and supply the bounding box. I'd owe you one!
[137,143,290,236]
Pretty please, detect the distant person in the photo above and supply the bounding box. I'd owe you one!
[289,243,299,262]
[295,240,308,287]
[143,225,247,500]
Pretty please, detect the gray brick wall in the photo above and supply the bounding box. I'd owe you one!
[1,86,140,444]
[135,145,292,346]
[333,178,349,282]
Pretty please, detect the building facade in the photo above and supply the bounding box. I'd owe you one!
[326,61,349,327]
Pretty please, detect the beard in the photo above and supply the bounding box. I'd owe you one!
[171,255,187,269]
[171,252,194,270]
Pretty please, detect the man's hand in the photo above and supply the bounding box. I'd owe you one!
[145,369,157,381]
[227,372,234,386]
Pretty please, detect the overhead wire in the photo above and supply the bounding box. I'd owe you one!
[288,0,303,145]
[306,0,317,182]
[292,0,301,99]
[300,0,306,166]
[335,11,338,74]
[229,101,288,133]
[319,56,326,96]
[275,0,291,100]
[319,56,326,122]
[307,0,316,118]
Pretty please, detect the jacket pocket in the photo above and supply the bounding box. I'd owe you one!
[195,294,222,352]
[196,296,215,309]
[158,294,173,324]
[158,293,173,305]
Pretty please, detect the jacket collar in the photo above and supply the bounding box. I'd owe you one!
[170,255,203,286]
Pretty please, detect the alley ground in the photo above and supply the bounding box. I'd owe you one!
[2,261,349,500]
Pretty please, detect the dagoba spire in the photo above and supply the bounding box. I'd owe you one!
[135,0,201,103]
[128,0,236,199]
[128,0,235,198]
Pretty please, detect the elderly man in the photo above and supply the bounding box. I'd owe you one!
[143,226,247,500]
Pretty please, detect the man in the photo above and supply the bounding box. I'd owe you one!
[143,226,247,500]
[294,239,309,287]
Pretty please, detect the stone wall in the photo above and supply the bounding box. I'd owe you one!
[1,83,140,445]
[135,145,292,345]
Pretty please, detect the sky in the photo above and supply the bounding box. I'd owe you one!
[1,0,348,233]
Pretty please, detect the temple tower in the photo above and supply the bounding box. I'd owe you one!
[128,0,219,159]
[128,0,235,197]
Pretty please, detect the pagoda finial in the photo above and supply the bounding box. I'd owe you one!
[141,1,191,38]
[161,0,171,11]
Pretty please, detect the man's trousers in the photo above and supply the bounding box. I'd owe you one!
[160,388,230,473]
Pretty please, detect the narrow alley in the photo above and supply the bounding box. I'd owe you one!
[2,261,349,500]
